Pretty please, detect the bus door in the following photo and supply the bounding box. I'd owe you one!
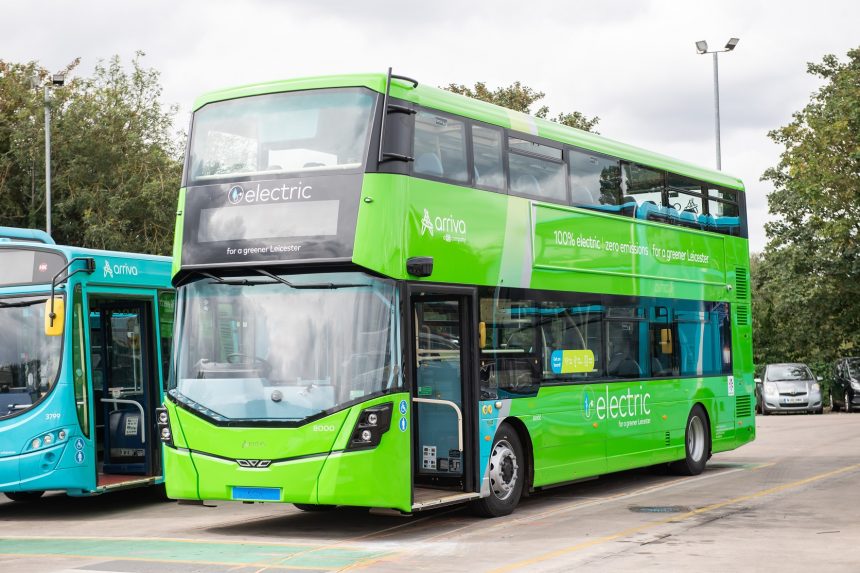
[89,298,158,483]
[409,288,479,505]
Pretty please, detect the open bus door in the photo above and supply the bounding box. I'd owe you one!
[408,287,481,510]
[86,296,162,491]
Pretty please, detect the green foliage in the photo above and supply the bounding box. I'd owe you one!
[444,81,600,133]
[0,52,182,255]
[755,46,860,392]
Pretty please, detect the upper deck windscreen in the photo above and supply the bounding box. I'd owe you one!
[181,88,377,268]
[187,88,376,185]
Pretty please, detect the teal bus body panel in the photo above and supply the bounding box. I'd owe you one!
[0,237,172,496]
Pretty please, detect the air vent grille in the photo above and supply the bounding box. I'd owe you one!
[736,305,750,326]
[735,267,749,299]
[664,431,671,447]
[736,395,752,418]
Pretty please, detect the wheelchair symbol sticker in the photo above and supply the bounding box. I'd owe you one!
[399,400,408,415]
[399,417,408,432]
[74,438,84,451]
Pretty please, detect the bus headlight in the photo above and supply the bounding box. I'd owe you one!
[156,407,174,447]
[347,403,393,450]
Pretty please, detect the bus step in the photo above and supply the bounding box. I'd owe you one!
[412,487,481,511]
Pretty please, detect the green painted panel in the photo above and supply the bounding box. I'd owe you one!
[192,452,323,503]
[163,447,199,500]
[532,204,727,288]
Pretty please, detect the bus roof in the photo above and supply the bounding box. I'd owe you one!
[0,235,172,290]
[0,226,56,244]
[191,72,744,191]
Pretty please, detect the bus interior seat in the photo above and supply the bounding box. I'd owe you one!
[514,174,541,195]
[679,209,699,228]
[608,353,641,378]
[415,153,444,177]
[571,184,597,206]
[620,196,638,217]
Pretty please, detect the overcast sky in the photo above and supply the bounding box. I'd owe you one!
[4,0,859,252]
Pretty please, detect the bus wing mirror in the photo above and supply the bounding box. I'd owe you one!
[44,297,65,336]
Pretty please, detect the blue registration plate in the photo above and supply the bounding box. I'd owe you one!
[231,486,281,501]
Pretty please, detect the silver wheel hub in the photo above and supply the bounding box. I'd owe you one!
[488,439,518,501]
[688,416,705,462]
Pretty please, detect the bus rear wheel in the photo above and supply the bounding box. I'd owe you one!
[669,405,710,476]
[470,423,525,518]
[4,490,45,502]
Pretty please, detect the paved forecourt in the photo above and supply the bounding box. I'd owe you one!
[1,413,859,572]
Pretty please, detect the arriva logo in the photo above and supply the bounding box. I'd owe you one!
[226,182,312,205]
[103,259,138,278]
[419,208,467,243]
[585,386,651,421]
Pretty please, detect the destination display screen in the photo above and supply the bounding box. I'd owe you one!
[181,174,362,267]
[0,249,66,287]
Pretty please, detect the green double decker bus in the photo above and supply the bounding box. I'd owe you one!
[161,71,754,516]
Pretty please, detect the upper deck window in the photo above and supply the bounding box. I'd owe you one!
[187,88,376,185]
[508,137,566,203]
[413,112,468,182]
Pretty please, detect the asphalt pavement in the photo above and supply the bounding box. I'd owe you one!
[1,412,859,572]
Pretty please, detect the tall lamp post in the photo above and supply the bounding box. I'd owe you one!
[42,72,65,236]
[695,38,739,170]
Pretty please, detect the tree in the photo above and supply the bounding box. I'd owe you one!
[0,52,182,254]
[756,46,860,377]
[444,81,600,133]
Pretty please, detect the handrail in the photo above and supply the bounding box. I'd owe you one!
[100,398,146,443]
[412,397,463,452]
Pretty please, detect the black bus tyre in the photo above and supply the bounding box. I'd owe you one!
[293,503,336,512]
[669,405,710,476]
[4,490,45,502]
[470,423,525,518]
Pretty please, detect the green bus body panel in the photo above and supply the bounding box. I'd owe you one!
[190,73,743,191]
[164,394,412,511]
[172,187,186,278]
[172,75,754,507]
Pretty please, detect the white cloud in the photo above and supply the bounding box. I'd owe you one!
[3,0,858,252]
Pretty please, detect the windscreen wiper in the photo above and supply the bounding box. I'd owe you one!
[0,298,48,309]
[254,268,367,290]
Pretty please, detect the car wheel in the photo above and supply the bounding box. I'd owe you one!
[846,392,853,413]
[669,405,710,476]
[4,491,45,502]
[761,402,770,416]
[470,423,525,517]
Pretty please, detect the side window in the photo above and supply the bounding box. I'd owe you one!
[707,186,741,236]
[71,285,90,437]
[413,111,468,182]
[649,307,678,377]
[667,173,706,228]
[606,309,646,379]
[569,149,625,211]
[479,290,540,399]
[508,137,566,203]
[472,125,505,190]
[540,301,603,383]
[158,291,175,389]
[624,164,665,215]
[675,302,730,376]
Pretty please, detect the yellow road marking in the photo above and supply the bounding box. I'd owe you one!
[490,462,860,573]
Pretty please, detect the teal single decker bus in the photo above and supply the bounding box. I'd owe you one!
[162,71,755,517]
[0,227,174,501]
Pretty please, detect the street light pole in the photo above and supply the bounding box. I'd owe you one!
[44,85,52,236]
[41,72,65,236]
[696,38,739,171]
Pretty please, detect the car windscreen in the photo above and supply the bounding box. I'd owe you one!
[766,364,813,381]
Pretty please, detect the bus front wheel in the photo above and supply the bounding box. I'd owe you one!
[470,423,525,518]
[669,405,710,476]
[4,490,45,503]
